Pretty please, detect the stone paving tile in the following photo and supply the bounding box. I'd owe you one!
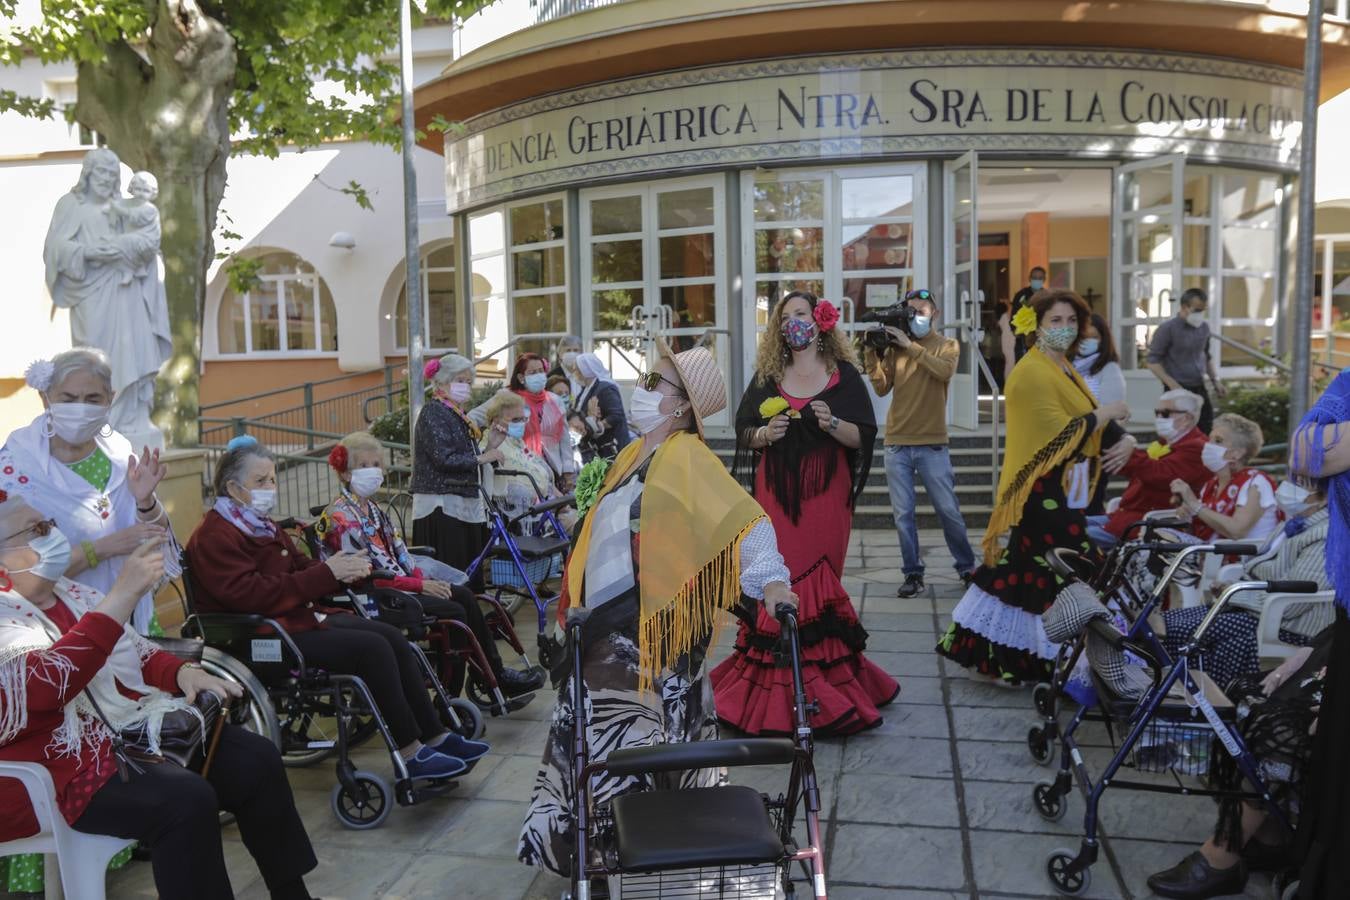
[829,823,968,891]
[946,676,1038,709]
[835,773,961,828]
[866,702,951,739]
[244,847,418,900]
[867,650,943,678]
[960,779,1082,837]
[842,734,955,777]
[475,754,547,802]
[829,890,967,900]
[956,737,1060,784]
[383,853,540,899]
[864,612,942,633]
[967,830,1124,899]
[893,674,943,705]
[874,629,942,653]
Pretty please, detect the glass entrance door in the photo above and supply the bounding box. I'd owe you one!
[1113,154,1185,370]
[944,152,979,431]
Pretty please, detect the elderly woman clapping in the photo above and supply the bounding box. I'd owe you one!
[0,493,323,900]
[1170,412,1281,546]
[0,349,173,636]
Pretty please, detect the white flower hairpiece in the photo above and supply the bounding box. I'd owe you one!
[23,359,54,393]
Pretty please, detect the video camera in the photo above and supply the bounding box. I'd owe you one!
[860,302,918,352]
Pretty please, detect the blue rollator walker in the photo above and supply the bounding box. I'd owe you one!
[1031,545,1321,896]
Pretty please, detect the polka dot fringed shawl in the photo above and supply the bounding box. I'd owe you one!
[982,346,1103,567]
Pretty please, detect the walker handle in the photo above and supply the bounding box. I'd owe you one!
[1211,542,1259,557]
[1264,580,1322,594]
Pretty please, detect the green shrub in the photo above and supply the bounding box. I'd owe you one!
[1218,384,1289,453]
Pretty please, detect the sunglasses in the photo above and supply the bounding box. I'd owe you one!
[638,371,684,394]
[1,518,55,547]
[1153,409,1190,418]
[905,289,935,302]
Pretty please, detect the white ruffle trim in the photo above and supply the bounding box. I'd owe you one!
[951,585,1060,660]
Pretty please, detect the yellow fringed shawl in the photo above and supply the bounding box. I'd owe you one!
[981,346,1103,566]
[565,431,767,692]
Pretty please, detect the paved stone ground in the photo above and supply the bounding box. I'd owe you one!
[93,529,1283,900]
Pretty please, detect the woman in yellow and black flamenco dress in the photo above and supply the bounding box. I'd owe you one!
[936,290,1131,684]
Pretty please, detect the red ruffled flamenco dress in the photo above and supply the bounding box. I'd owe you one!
[711,365,899,736]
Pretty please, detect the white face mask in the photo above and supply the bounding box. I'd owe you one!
[11,528,73,582]
[1201,441,1231,473]
[245,487,277,516]
[47,402,109,444]
[561,351,578,369]
[446,382,472,404]
[629,386,673,435]
[1154,417,1177,442]
[349,467,384,498]
[1275,481,1313,517]
[1186,311,1207,328]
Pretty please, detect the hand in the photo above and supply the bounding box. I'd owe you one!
[421,579,454,600]
[325,551,372,584]
[587,397,601,418]
[764,414,790,444]
[1169,479,1198,507]
[1101,434,1137,475]
[111,538,166,598]
[1096,400,1130,423]
[1213,381,1228,399]
[86,244,120,262]
[176,664,244,704]
[559,473,577,492]
[808,400,833,431]
[478,448,504,465]
[1260,667,1288,697]
[764,581,798,612]
[885,326,911,349]
[127,446,167,506]
[95,522,168,561]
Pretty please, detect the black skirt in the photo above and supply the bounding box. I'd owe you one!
[412,507,488,591]
[1296,606,1350,898]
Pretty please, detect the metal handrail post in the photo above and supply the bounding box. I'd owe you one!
[1291,0,1325,422]
[303,382,315,450]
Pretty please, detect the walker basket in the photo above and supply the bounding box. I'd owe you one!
[488,552,562,590]
[613,864,780,899]
[1129,718,1219,777]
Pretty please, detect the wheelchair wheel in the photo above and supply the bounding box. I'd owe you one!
[1027,725,1055,766]
[330,771,392,830]
[278,686,379,768]
[443,696,487,740]
[1045,848,1091,896]
[1033,782,1067,822]
[202,647,281,749]
[1032,682,1054,717]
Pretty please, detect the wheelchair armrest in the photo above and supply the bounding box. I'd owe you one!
[1257,590,1335,652]
[145,635,206,663]
[601,738,797,777]
[184,613,307,668]
[407,546,438,557]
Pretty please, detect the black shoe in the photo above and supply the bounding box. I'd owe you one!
[496,665,545,696]
[1147,851,1247,899]
[896,574,925,598]
[1241,838,1292,873]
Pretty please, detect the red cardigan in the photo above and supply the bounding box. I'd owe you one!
[0,604,185,841]
[1105,427,1212,538]
[186,510,344,633]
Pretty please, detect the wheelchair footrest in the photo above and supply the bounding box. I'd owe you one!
[611,786,785,872]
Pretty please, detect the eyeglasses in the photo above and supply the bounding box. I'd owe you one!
[638,371,684,394]
[905,289,935,302]
[1,518,55,546]
[1153,409,1189,418]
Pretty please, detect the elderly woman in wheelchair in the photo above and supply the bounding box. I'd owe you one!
[318,430,543,699]
[0,493,321,900]
[185,436,479,779]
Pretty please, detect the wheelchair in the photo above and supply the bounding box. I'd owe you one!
[1029,545,1321,896]
[562,603,828,900]
[177,548,483,830]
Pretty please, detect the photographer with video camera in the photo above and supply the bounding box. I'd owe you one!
[865,288,977,598]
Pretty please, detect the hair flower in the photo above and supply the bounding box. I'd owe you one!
[327,444,349,473]
[1012,304,1038,337]
[24,359,54,393]
[813,300,840,332]
[225,434,259,452]
[423,359,441,381]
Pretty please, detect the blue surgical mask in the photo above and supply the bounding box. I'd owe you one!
[506,421,527,440]
[523,373,548,394]
[1077,338,1100,357]
[1029,278,1045,292]
[911,316,932,338]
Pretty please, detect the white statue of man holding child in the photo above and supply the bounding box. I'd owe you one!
[43,149,173,450]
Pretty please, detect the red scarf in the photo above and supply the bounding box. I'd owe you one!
[515,388,564,456]
[1194,467,1278,541]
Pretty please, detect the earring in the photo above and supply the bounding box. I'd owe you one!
[42,413,54,438]
[99,423,113,438]
[674,408,685,418]
[0,571,10,593]
[782,345,791,361]
[818,334,826,352]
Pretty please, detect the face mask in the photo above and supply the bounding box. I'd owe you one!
[1275,481,1313,517]
[523,373,548,394]
[349,467,384,498]
[911,316,932,339]
[561,351,578,369]
[1077,338,1100,357]
[11,528,73,582]
[506,421,527,440]
[1039,326,1077,353]
[629,386,672,435]
[246,487,277,516]
[47,402,109,444]
[1201,441,1231,473]
[1155,417,1177,442]
[1186,311,1207,328]
[1029,278,1044,291]
[446,382,472,404]
[781,317,818,352]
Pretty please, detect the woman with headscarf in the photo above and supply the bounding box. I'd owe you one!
[936,290,1130,684]
[0,348,175,637]
[712,291,893,736]
[549,335,585,399]
[568,352,631,463]
[517,340,796,877]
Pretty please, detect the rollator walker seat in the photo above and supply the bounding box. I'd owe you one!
[611,785,787,872]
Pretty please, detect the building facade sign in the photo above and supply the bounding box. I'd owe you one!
[443,48,1303,211]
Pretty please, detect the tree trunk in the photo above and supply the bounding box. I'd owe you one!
[73,0,234,447]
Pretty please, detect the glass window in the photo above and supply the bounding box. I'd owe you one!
[755,227,824,274]
[506,196,569,365]
[470,209,509,374]
[658,188,715,229]
[1221,275,1275,321]
[590,196,642,235]
[393,241,458,352]
[753,180,824,222]
[1328,241,1350,329]
[510,198,564,244]
[217,252,336,355]
[659,233,715,279]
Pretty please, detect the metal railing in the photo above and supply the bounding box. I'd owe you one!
[1210,333,1341,377]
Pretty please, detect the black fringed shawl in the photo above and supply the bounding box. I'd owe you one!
[732,361,878,525]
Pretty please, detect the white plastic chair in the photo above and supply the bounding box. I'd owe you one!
[0,760,134,900]
[1257,590,1337,660]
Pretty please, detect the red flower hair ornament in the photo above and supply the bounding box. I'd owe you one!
[327,445,349,473]
[813,299,840,333]
[423,359,441,381]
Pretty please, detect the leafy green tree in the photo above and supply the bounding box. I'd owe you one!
[0,0,495,443]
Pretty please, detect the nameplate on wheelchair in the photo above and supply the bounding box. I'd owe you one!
[250,639,283,663]
[352,593,379,617]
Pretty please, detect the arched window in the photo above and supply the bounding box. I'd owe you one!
[217,252,337,354]
[392,242,459,351]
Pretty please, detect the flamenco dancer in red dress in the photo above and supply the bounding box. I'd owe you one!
[711,292,897,736]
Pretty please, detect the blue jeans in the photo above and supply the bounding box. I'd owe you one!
[1085,514,1119,549]
[884,444,976,577]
